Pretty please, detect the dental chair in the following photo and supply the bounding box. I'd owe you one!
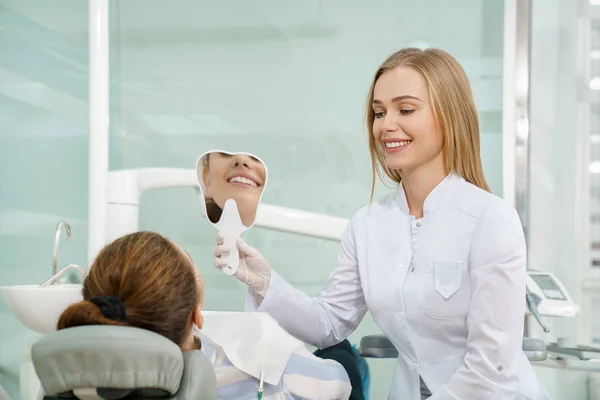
[30,326,219,400]
[359,335,548,362]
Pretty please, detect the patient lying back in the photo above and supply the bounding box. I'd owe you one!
[58,231,352,400]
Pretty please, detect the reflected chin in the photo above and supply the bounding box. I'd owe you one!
[216,191,260,211]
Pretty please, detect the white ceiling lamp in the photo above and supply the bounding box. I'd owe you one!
[589,160,600,173]
[590,77,600,90]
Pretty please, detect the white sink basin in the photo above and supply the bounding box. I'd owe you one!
[1,284,83,334]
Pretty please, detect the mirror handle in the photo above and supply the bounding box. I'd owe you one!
[222,233,240,275]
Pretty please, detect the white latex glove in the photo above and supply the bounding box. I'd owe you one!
[214,232,271,297]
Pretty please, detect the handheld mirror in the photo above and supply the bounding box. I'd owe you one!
[195,150,268,275]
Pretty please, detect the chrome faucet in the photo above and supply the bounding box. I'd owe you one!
[38,220,87,287]
[52,221,72,283]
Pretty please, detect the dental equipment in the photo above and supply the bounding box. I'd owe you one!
[526,271,579,319]
[526,288,550,333]
[258,371,264,400]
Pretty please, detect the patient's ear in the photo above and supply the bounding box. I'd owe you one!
[192,305,203,330]
[202,167,212,196]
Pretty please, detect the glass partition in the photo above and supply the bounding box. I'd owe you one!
[0,1,89,397]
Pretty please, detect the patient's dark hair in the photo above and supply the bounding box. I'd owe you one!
[205,198,223,224]
[57,231,199,347]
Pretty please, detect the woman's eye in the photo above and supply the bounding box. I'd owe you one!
[374,112,385,119]
[218,152,231,157]
[400,109,415,115]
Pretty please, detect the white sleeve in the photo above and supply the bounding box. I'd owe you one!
[244,217,368,349]
[429,205,527,400]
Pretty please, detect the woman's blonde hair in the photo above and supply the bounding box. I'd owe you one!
[366,47,490,200]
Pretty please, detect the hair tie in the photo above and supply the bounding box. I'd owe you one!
[89,295,127,321]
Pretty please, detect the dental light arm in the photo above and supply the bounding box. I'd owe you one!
[104,168,349,252]
[106,168,198,245]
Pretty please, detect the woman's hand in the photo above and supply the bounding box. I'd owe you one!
[214,232,272,297]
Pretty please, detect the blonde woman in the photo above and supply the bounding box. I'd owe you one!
[213,48,551,400]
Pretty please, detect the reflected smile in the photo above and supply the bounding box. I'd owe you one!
[228,174,260,187]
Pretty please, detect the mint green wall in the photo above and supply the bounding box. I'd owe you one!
[0,2,89,398]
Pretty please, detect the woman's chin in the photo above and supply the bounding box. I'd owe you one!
[385,160,410,171]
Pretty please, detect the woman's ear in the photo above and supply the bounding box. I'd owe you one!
[202,167,212,196]
[192,305,203,330]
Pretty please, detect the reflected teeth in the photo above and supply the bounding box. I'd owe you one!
[385,141,411,148]
[229,176,258,187]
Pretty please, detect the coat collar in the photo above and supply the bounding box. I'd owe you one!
[395,173,464,216]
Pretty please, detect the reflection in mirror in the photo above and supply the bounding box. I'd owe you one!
[197,151,267,228]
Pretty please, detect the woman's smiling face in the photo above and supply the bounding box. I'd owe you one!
[202,152,266,227]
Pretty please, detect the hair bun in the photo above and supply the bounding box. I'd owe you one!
[89,295,127,321]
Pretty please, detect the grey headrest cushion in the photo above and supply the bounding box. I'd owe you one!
[32,326,184,396]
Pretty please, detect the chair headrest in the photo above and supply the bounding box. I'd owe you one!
[32,326,184,398]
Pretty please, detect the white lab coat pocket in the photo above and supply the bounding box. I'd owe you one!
[422,261,469,319]
[434,261,462,299]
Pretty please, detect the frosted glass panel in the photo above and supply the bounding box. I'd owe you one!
[110,1,505,397]
[0,1,89,398]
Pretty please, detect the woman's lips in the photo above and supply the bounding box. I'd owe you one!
[383,139,412,153]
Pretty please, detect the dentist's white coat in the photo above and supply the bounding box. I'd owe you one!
[246,174,551,400]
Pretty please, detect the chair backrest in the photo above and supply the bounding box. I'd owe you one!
[31,326,218,400]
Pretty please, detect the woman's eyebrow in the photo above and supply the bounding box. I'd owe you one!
[372,95,421,104]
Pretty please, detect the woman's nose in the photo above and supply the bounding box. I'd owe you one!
[382,115,399,132]
[232,155,251,169]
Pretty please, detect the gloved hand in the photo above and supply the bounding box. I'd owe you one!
[214,232,272,297]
